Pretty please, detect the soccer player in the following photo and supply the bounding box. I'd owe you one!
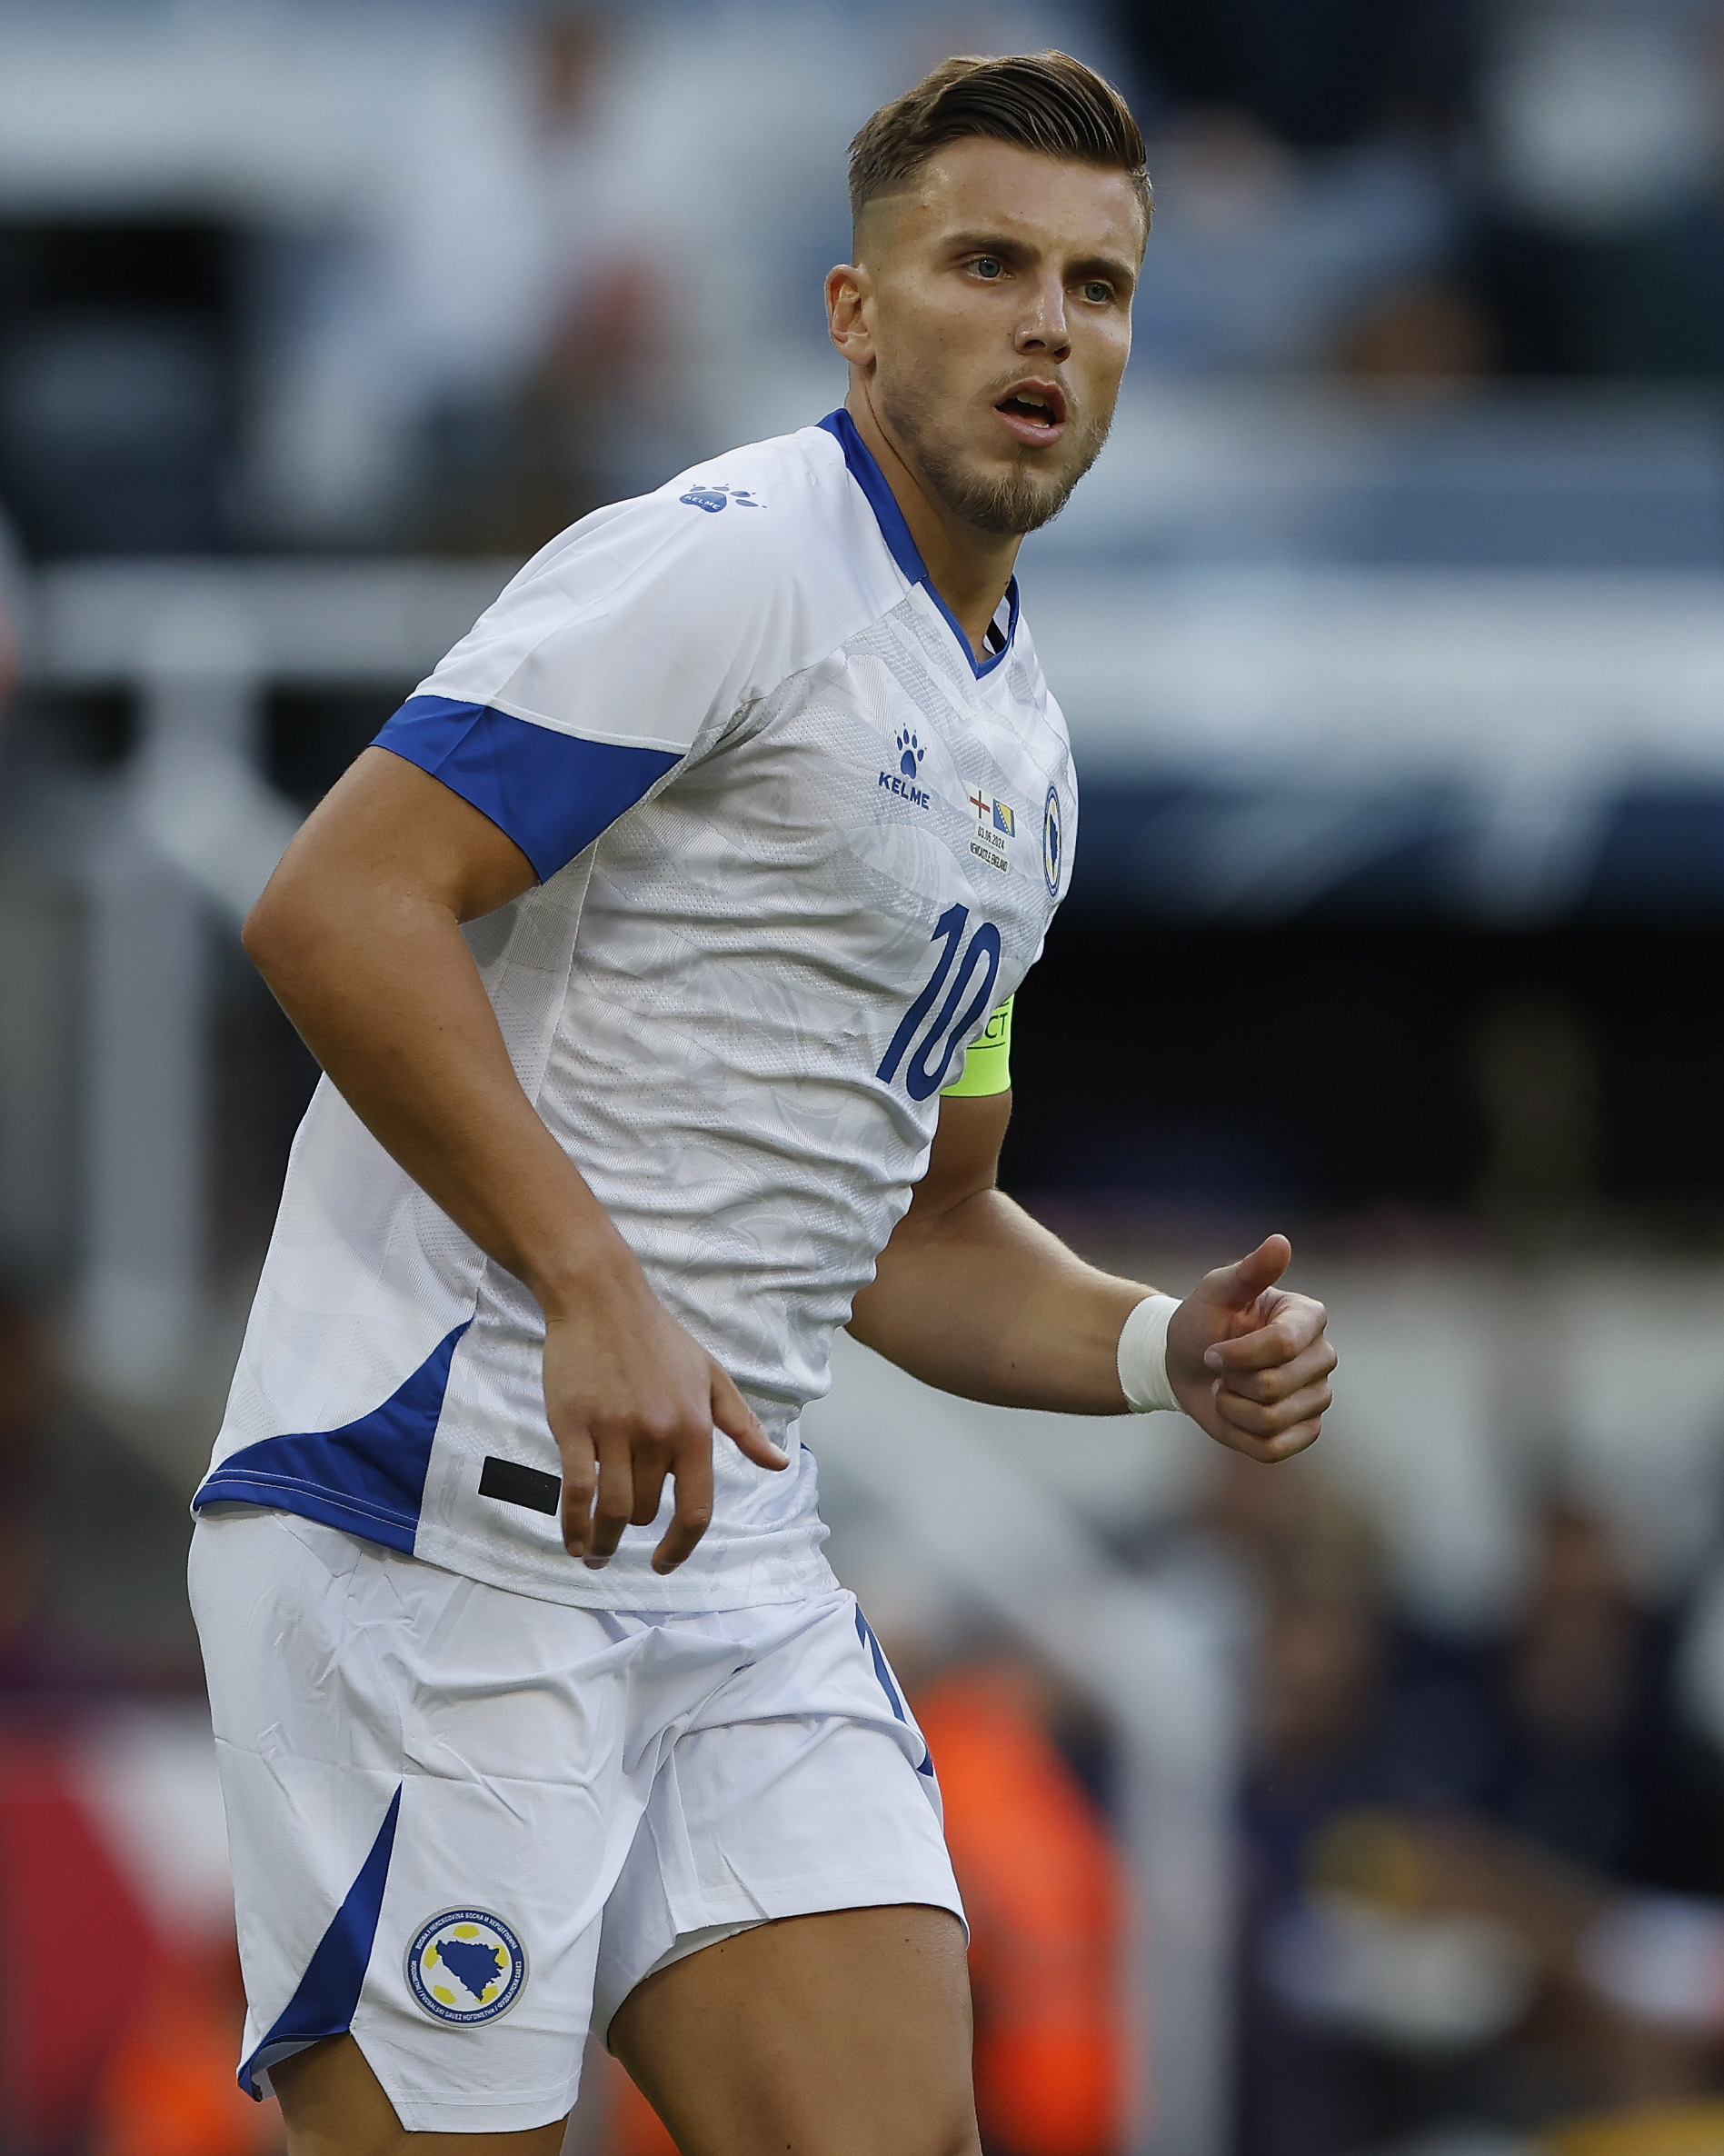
[190,50,1335,2156]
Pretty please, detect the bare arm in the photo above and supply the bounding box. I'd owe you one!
[244,747,785,1571]
[848,1093,1141,1411]
[849,1092,1334,1461]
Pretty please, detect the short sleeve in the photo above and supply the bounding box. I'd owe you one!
[373,473,814,882]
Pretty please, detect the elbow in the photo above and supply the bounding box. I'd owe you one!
[242,873,317,997]
[241,887,284,977]
[239,895,271,969]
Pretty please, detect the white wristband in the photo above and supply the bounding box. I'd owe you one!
[1117,1293,1182,1413]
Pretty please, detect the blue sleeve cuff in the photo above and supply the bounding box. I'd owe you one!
[373,696,681,882]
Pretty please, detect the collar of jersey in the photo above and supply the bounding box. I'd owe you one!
[819,408,1020,681]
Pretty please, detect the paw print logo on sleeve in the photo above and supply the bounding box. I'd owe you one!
[678,484,763,514]
[895,729,924,778]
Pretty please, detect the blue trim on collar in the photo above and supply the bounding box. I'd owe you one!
[818,408,1018,681]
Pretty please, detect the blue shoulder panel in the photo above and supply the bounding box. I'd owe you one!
[238,1784,402,2098]
[193,1322,469,1553]
[374,695,680,882]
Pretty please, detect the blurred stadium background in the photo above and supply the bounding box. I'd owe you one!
[7,2,1724,2152]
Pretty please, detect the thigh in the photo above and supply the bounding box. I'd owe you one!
[273,2034,567,2156]
[593,1595,964,2039]
[610,1904,981,2156]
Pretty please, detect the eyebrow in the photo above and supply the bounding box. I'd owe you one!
[942,229,1139,294]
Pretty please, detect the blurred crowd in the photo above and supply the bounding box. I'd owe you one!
[1113,0,1724,386]
[6,0,1724,565]
[1224,1464,1724,2155]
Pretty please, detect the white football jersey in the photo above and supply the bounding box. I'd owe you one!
[194,414,1077,1609]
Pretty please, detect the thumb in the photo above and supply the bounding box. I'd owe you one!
[712,1364,789,1471]
[1203,1233,1292,1314]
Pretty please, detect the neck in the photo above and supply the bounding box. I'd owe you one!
[846,384,1021,662]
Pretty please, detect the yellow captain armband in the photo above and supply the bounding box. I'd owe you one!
[942,996,1014,1098]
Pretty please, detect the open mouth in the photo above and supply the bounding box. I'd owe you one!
[994,382,1067,444]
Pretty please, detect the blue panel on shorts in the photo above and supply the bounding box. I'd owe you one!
[855,1606,936,1777]
[239,1784,403,2099]
[192,1323,470,1553]
[374,694,680,882]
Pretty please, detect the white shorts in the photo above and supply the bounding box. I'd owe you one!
[189,1506,962,2136]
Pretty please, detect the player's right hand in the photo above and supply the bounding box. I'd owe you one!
[542,1265,788,1574]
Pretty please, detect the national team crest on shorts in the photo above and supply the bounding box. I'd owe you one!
[406,1909,527,2024]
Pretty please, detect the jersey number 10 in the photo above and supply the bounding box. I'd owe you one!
[877,903,1002,1102]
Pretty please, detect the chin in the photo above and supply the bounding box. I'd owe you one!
[882,379,1105,534]
[955,457,1081,537]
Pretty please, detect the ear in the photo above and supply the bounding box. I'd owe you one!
[826,262,874,367]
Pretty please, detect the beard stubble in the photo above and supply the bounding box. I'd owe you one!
[878,374,1114,537]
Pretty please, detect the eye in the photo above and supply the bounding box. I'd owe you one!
[971,255,1005,280]
[1080,279,1113,304]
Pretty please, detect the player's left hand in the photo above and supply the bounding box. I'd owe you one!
[1164,1234,1334,1462]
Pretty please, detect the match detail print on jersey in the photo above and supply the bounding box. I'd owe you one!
[194,416,1075,1612]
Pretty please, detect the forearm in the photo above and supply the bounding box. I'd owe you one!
[848,1187,1157,1413]
[249,890,621,1318]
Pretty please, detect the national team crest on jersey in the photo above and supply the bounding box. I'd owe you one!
[1042,784,1063,897]
[407,1909,527,2024]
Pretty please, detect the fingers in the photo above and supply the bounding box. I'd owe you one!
[1201,1233,1292,1316]
[1213,1406,1327,1465]
[713,1367,790,1472]
[631,1470,669,1529]
[648,1373,784,1573]
[582,1436,636,1569]
[1209,1331,1337,1405]
[538,1251,782,1575]
[559,1430,598,1561]
[568,1408,702,1572]
[1204,1292,1330,1376]
[553,1358,783,1576]
[1211,1372,1335,1445]
[653,1444,714,1575]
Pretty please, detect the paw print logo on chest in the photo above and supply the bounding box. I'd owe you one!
[877,724,932,811]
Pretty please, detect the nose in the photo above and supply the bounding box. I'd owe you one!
[1015,273,1071,362]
